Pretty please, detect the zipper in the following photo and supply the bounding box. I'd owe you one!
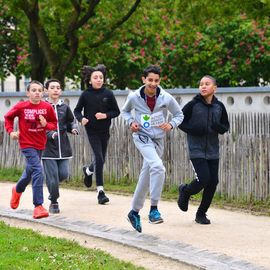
[205,107,210,158]
[54,104,61,159]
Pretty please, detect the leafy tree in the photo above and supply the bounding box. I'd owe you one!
[95,0,270,88]
[0,0,30,91]
[2,0,270,89]
[9,0,141,87]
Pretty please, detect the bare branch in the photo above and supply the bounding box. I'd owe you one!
[89,0,141,48]
[68,0,101,33]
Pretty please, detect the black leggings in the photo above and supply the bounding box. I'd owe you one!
[186,158,219,215]
[87,132,110,187]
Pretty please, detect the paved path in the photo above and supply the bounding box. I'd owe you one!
[0,182,269,270]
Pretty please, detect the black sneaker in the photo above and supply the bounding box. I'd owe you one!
[97,191,109,204]
[83,166,93,188]
[49,203,60,214]
[177,184,190,212]
[195,214,211,225]
[127,210,142,233]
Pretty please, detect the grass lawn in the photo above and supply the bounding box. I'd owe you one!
[0,221,144,270]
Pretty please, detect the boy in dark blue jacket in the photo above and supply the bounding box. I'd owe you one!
[178,75,229,224]
[42,79,78,214]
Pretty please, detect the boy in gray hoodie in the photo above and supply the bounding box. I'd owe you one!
[122,65,184,233]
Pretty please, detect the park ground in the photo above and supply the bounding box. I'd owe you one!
[0,181,269,270]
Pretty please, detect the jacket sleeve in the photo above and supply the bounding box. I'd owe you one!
[73,92,85,123]
[167,96,184,128]
[66,105,78,132]
[4,104,19,134]
[46,106,58,131]
[211,102,230,134]
[178,100,207,136]
[121,92,135,126]
[106,92,120,119]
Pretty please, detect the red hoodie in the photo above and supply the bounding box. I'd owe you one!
[4,100,57,150]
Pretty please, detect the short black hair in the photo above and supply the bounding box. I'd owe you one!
[201,75,217,86]
[26,80,44,91]
[81,64,107,87]
[143,65,161,77]
[45,79,61,89]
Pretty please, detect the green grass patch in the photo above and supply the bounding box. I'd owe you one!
[0,167,23,182]
[0,221,144,270]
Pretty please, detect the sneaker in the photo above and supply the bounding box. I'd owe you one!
[33,205,49,219]
[10,186,22,209]
[177,184,190,212]
[83,166,93,188]
[97,190,109,204]
[148,209,164,224]
[195,214,211,225]
[127,211,142,233]
[49,203,60,214]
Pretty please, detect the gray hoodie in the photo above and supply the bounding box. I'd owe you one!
[121,86,184,139]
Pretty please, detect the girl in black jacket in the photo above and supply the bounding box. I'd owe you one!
[74,64,120,204]
[178,75,230,224]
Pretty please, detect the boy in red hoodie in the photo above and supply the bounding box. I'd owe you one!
[4,80,57,219]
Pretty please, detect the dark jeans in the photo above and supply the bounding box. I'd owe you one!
[42,159,69,203]
[16,148,44,206]
[87,132,110,186]
[186,158,219,215]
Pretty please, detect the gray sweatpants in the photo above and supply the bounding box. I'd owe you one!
[42,159,69,203]
[132,133,166,212]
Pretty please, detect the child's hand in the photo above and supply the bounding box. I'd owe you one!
[72,129,79,135]
[81,117,89,126]
[39,115,47,127]
[10,131,19,140]
[130,122,140,132]
[95,112,107,120]
[52,132,58,139]
[159,123,173,132]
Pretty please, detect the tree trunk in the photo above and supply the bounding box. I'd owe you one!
[1,79,4,92]
[29,25,47,83]
[15,75,20,92]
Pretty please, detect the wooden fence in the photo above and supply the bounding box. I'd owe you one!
[0,112,269,201]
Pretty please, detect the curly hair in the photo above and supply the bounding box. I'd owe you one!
[81,64,107,87]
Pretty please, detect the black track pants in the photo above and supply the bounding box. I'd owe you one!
[186,158,219,215]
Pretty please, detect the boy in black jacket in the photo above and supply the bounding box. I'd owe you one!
[178,75,229,224]
[42,79,78,214]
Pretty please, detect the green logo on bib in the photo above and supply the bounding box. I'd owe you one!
[143,115,150,121]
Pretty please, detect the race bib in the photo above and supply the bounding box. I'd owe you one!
[141,111,165,129]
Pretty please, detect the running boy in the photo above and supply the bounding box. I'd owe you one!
[42,79,78,214]
[4,80,57,219]
[122,65,184,232]
[74,64,120,204]
[178,75,229,224]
